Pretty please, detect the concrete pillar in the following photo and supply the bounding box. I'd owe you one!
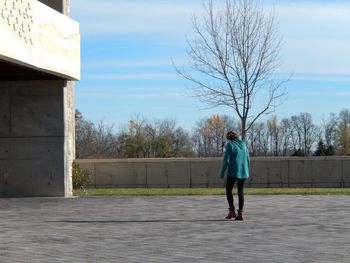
[0,80,73,196]
[0,0,76,197]
[39,0,75,196]
[63,80,75,196]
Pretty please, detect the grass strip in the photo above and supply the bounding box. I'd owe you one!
[74,188,350,196]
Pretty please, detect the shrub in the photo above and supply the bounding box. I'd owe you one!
[72,162,91,189]
[291,148,304,156]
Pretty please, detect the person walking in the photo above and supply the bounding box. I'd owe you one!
[220,131,250,221]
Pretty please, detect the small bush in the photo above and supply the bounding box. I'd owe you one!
[72,162,91,189]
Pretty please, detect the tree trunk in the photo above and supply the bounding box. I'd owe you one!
[241,119,247,141]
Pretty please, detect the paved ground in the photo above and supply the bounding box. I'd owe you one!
[0,195,350,263]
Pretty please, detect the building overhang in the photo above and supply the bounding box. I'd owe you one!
[0,0,80,81]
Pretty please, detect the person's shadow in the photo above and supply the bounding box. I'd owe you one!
[48,219,227,224]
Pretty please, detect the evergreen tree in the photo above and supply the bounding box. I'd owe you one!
[314,140,327,156]
[325,145,335,156]
[291,148,304,156]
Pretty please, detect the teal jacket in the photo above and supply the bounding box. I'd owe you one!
[220,139,250,179]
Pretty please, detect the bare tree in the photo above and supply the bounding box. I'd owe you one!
[92,120,119,158]
[289,115,303,152]
[279,118,293,156]
[117,116,194,158]
[298,113,320,156]
[176,0,285,140]
[75,110,96,158]
[322,113,338,149]
[154,118,194,157]
[246,121,267,156]
[267,115,280,156]
[289,113,319,156]
[75,110,119,158]
[192,114,237,156]
[338,109,350,155]
[124,115,150,158]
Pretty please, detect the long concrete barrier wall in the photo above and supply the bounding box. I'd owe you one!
[75,157,350,188]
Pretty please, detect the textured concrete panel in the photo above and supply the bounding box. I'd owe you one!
[0,81,64,137]
[249,160,269,186]
[311,159,342,187]
[204,160,222,187]
[94,162,147,187]
[11,81,63,95]
[342,160,350,187]
[190,161,213,188]
[11,95,63,136]
[146,162,168,187]
[249,159,289,187]
[288,159,313,187]
[0,138,63,160]
[164,161,190,187]
[0,160,64,197]
[0,88,10,136]
[280,160,291,187]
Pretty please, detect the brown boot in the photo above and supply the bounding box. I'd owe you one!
[225,207,236,220]
[235,210,243,221]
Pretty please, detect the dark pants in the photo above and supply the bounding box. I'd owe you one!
[226,176,246,211]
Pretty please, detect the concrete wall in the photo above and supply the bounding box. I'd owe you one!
[0,81,71,196]
[76,157,350,188]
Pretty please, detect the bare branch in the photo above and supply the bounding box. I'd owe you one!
[175,0,287,140]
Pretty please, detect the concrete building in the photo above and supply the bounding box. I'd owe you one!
[0,0,80,197]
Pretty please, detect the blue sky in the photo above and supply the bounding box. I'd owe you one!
[70,0,350,131]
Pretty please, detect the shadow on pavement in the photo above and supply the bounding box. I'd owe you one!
[48,219,229,224]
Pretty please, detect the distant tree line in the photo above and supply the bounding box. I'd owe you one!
[76,111,193,159]
[75,109,350,159]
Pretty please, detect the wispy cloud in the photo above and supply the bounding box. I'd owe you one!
[275,3,350,75]
[83,72,178,80]
[71,0,202,37]
[83,58,186,68]
[79,92,183,100]
[277,72,350,82]
[291,90,350,97]
[280,39,350,75]
[74,1,350,77]
[276,3,350,39]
